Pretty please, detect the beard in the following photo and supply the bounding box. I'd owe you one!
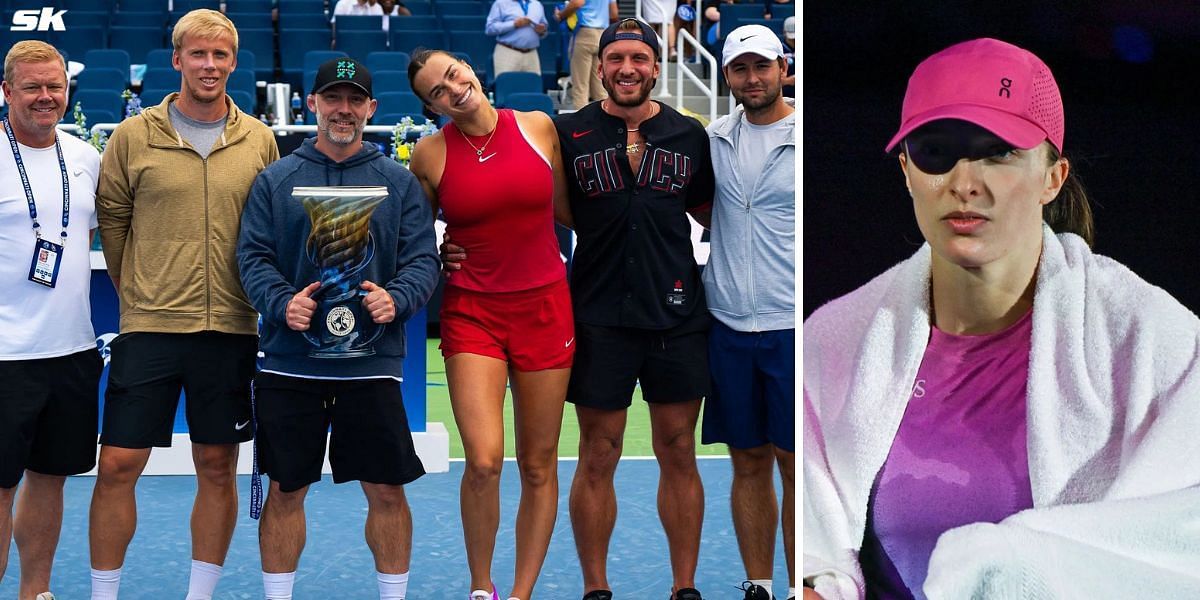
[602,75,656,107]
[317,112,360,146]
[737,84,781,110]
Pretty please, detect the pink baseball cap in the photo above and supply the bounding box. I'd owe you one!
[885,38,1064,154]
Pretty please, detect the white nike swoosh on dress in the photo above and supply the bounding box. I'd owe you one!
[565,337,574,348]
[478,153,497,163]
[234,420,250,430]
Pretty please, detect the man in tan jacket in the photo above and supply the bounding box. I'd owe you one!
[92,10,279,599]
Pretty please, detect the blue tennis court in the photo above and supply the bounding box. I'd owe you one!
[1,458,789,598]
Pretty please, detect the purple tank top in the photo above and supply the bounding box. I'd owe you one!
[860,310,1035,599]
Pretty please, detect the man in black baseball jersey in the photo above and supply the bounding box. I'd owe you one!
[444,17,715,600]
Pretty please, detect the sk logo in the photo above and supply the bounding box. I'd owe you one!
[337,60,356,79]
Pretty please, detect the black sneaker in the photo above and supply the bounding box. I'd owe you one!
[739,582,773,600]
[582,590,613,600]
[672,588,703,600]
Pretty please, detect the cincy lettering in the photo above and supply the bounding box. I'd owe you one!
[573,147,694,197]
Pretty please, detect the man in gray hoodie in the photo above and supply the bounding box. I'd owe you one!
[698,24,796,600]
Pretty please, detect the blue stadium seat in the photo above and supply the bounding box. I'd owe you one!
[228,89,256,114]
[280,12,330,29]
[365,51,410,74]
[401,0,431,15]
[62,10,111,29]
[375,91,423,115]
[441,15,484,33]
[77,67,128,92]
[303,50,347,76]
[389,29,445,55]
[227,69,256,98]
[108,26,166,64]
[72,89,125,124]
[435,1,483,17]
[50,27,106,64]
[237,49,257,75]
[501,91,554,115]
[144,48,175,68]
[387,15,439,31]
[334,14,383,31]
[140,67,180,90]
[448,32,493,83]
[277,0,324,15]
[237,29,275,81]
[225,11,273,30]
[538,31,561,74]
[82,49,130,83]
[174,0,220,11]
[280,30,336,86]
[138,87,174,107]
[492,71,541,105]
[224,0,272,12]
[63,0,115,11]
[371,70,411,93]
[335,30,388,59]
[718,4,765,39]
[117,0,166,11]
[111,10,166,27]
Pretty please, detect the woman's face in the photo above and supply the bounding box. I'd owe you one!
[900,120,1067,272]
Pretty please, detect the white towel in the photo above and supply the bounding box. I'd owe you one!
[803,226,1200,599]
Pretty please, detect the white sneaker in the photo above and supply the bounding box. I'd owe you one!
[35,593,56,600]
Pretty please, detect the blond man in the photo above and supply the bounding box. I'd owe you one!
[91,9,279,599]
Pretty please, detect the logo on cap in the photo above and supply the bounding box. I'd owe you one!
[337,60,356,79]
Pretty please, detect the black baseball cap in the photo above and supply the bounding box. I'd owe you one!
[312,57,373,98]
[598,18,661,59]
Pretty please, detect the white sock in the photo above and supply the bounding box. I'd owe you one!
[263,571,296,600]
[787,587,796,600]
[470,590,492,600]
[377,571,410,599]
[185,560,223,599]
[750,579,773,598]
[90,567,122,600]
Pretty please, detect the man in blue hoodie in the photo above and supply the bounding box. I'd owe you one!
[699,26,796,600]
[236,57,439,600]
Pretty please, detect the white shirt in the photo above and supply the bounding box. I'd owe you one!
[735,111,794,189]
[0,129,100,359]
[331,0,384,22]
[640,0,675,24]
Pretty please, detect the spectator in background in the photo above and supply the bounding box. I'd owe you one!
[487,0,550,77]
[640,0,677,59]
[555,0,618,110]
[762,0,791,20]
[782,16,794,96]
[332,0,383,22]
[699,0,734,48]
[379,0,411,17]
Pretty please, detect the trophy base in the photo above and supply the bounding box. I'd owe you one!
[307,346,377,359]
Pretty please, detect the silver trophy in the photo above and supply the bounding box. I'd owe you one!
[295,186,389,358]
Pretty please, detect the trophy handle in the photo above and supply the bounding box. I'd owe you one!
[356,288,387,347]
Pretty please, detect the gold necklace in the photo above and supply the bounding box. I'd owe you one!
[458,121,499,163]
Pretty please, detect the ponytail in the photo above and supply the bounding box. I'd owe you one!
[1043,148,1094,247]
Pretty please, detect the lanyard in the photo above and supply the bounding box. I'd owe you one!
[518,0,530,15]
[3,117,70,245]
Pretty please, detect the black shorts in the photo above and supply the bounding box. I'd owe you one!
[252,372,426,493]
[101,332,257,448]
[566,312,711,410]
[0,349,101,488]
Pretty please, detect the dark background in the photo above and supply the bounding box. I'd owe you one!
[803,2,1200,317]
